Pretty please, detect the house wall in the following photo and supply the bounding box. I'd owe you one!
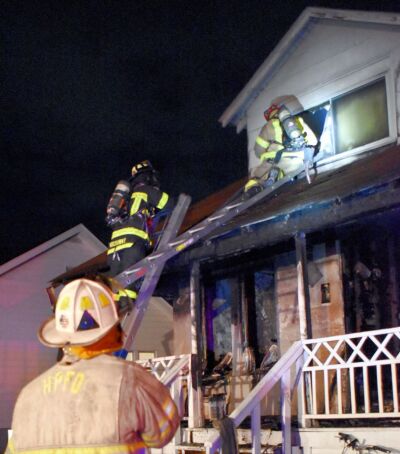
[131,297,173,359]
[0,225,106,429]
[246,19,400,170]
[274,253,345,415]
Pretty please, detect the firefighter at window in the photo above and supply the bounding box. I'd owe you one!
[106,160,173,312]
[6,277,180,453]
[244,95,318,197]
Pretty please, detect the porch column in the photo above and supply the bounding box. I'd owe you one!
[295,231,312,430]
[189,261,204,427]
[295,231,312,339]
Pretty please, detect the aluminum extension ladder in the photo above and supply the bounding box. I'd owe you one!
[117,163,311,352]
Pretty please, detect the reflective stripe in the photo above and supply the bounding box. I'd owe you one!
[5,439,14,454]
[114,289,137,300]
[3,441,147,454]
[244,179,259,191]
[271,118,283,143]
[156,192,169,210]
[255,135,269,149]
[259,151,276,162]
[111,227,148,241]
[107,242,134,255]
[130,192,148,216]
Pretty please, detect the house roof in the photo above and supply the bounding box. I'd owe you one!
[219,7,400,132]
[52,145,400,280]
[0,224,106,277]
[50,178,246,284]
[169,144,400,268]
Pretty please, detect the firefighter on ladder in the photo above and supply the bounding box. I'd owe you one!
[106,160,173,312]
[244,95,318,197]
[6,277,180,453]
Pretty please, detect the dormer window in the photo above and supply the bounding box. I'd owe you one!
[332,78,388,154]
[308,77,392,161]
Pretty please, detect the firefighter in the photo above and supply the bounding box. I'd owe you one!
[244,95,318,197]
[6,277,180,453]
[106,160,173,312]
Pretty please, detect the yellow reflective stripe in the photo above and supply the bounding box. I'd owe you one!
[111,227,148,241]
[130,192,148,216]
[259,151,276,162]
[271,118,283,144]
[244,179,259,190]
[4,441,147,454]
[113,289,137,301]
[5,439,15,454]
[107,242,134,255]
[255,135,269,149]
[156,192,169,209]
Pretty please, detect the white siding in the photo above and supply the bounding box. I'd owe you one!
[0,225,106,428]
[133,297,173,358]
[246,19,400,170]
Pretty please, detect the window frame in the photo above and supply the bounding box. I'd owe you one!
[301,57,398,164]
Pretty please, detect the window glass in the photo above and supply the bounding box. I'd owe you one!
[332,78,388,154]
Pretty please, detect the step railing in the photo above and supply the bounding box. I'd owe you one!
[204,326,400,454]
[204,341,304,454]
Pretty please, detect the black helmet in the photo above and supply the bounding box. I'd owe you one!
[130,160,159,187]
[131,160,154,178]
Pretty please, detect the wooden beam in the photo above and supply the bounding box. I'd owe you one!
[168,182,400,270]
[295,232,312,340]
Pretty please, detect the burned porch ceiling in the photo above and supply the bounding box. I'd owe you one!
[169,144,400,268]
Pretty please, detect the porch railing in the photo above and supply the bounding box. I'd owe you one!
[136,353,203,429]
[302,326,400,419]
[204,326,400,454]
[204,341,305,454]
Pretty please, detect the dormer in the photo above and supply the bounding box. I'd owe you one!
[220,7,400,172]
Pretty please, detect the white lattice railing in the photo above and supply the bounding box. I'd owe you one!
[205,326,400,454]
[302,326,400,419]
[135,353,204,429]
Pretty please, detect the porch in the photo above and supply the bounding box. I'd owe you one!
[139,326,400,453]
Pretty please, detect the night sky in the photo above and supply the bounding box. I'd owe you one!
[2,0,400,265]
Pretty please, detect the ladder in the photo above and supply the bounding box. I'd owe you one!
[117,163,311,352]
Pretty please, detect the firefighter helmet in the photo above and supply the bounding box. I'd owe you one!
[131,160,154,178]
[264,104,280,121]
[38,278,120,347]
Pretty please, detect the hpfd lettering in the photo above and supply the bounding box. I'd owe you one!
[42,371,85,395]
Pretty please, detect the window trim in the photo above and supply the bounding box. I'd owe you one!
[301,56,398,164]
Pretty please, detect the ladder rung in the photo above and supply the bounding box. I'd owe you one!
[207,213,225,222]
[168,238,187,247]
[147,253,163,261]
[225,201,243,210]
[188,225,206,234]
[124,268,141,275]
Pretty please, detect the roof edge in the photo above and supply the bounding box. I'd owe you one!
[0,224,105,276]
[219,6,400,131]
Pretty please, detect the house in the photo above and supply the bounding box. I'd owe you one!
[0,224,173,450]
[5,6,400,453]
[151,6,400,453]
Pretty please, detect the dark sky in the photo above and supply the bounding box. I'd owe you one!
[2,0,400,264]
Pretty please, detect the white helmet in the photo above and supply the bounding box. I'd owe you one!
[38,278,120,347]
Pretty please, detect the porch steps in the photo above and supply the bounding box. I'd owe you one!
[153,426,400,454]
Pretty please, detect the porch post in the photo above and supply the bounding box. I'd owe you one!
[295,231,312,430]
[295,231,312,340]
[189,261,204,427]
